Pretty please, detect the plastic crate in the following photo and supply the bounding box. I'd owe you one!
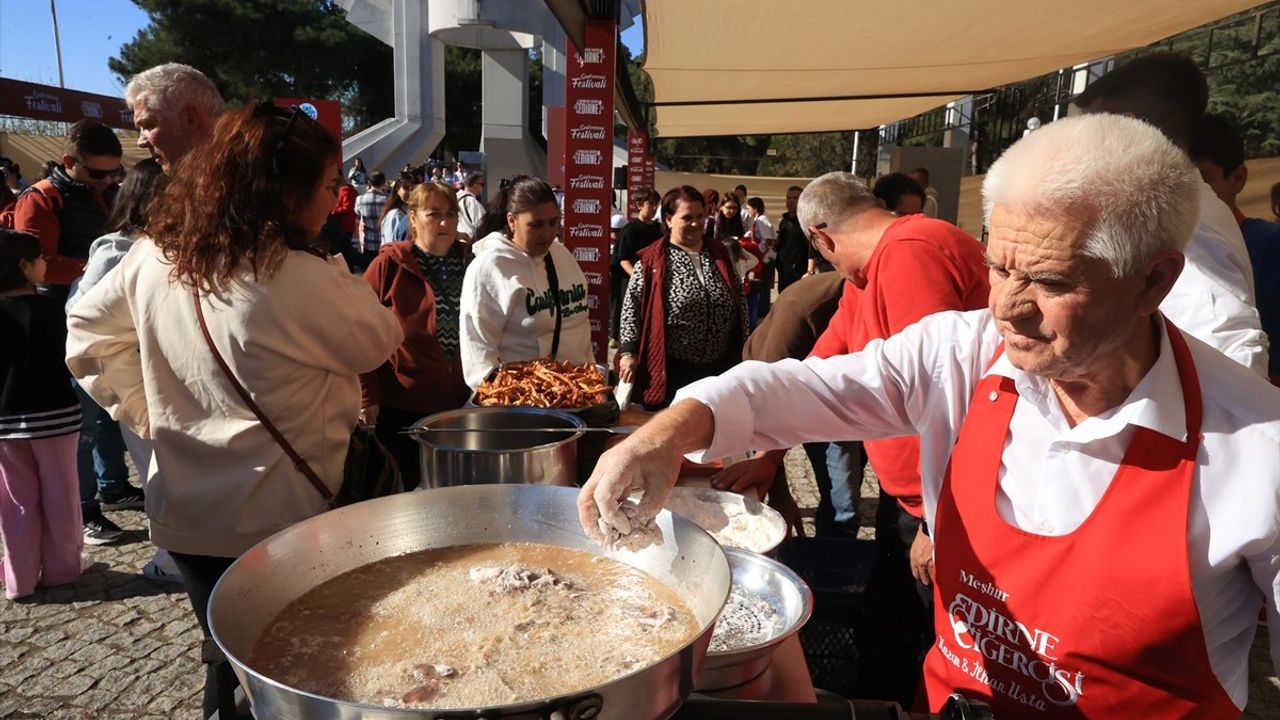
[778,537,877,697]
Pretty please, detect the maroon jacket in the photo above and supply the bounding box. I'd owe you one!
[359,240,473,415]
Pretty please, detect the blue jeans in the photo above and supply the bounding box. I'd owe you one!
[803,440,862,529]
[74,382,131,513]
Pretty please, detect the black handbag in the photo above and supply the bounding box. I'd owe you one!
[193,287,402,508]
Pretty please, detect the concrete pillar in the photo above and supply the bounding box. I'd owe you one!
[541,26,567,140]
[943,95,974,174]
[337,0,446,175]
[480,48,547,183]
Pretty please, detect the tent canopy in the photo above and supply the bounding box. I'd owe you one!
[642,0,1267,137]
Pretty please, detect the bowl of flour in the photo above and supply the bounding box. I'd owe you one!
[663,487,787,555]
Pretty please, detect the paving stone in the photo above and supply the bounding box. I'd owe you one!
[1,626,35,642]
[27,628,67,648]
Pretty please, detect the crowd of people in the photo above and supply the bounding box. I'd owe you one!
[0,48,1277,720]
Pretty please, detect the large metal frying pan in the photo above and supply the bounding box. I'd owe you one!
[208,484,731,720]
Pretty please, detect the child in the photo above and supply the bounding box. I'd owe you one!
[0,229,84,600]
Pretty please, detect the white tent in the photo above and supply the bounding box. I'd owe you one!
[641,0,1269,136]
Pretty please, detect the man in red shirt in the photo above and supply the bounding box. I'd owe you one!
[807,170,988,703]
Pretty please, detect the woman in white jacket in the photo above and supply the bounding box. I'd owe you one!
[65,103,402,718]
[460,176,592,388]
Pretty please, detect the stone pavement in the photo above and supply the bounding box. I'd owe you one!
[0,451,1276,719]
[0,498,204,719]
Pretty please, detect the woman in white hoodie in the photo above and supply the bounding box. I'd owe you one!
[460,176,592,388]
[65,103,402,717]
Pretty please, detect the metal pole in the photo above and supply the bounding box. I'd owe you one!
[50,0,66,88]
[850,130,859,174]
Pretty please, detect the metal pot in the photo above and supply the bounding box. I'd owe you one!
[412,407,585,489]
[207,484,732,720]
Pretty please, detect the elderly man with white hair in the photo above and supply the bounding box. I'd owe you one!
[579,114,1279,718]
[125,63,225,174]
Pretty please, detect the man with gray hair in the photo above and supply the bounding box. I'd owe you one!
[713,167,989,703]
[125,63,225,174]
[579,114,1279,717]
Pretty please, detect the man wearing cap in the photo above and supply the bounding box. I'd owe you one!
[579,114,1279,717]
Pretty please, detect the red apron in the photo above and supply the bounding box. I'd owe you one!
[923,319,1238,718]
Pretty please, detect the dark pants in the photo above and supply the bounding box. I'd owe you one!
[610,269,629,341]
[168,552,250,719]
[375,406,426,490]
[856,491,933,707]
[74,383,131,516]
[643,355,736,411]
[753,262,775,319]
[777,266,805,294]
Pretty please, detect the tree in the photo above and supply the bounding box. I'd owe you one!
[109,0,392,133]
[756,133,856,177]
[1203,18,1280,158]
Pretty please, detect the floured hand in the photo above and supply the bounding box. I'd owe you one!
[597,499,663,552]
[578,400,716,550]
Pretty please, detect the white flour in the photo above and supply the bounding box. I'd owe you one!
[663,488,785,554]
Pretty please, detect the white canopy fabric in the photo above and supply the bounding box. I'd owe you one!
[642,0,1268,137]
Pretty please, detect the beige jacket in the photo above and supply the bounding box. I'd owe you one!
[66,239,403,557]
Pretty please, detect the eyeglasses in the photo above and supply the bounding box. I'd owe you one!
[807,222,828,249]
[75,157,123,180]
[254,101,301,176]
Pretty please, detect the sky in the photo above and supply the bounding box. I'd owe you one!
[0,1,646,99]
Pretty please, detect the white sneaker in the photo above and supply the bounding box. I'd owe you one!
[143,550,183,585]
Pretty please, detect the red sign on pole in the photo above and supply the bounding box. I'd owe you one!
[561,21,616,363]
[643,152,656,199]
[626,129,648,219]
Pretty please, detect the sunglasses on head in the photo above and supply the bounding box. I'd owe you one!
[254,101,303,177]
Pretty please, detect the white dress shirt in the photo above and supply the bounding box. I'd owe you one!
[1160,183,1269,377]
[675,309,1280,709]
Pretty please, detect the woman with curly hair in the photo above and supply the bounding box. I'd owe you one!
[65,102,401,716]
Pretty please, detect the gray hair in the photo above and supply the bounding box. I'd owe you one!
[982,114,1200,277]
[125,63,225,120]
[796,171,877,235]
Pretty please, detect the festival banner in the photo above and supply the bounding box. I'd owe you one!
[0,77,134,130]
[626,129,648,219]
[643,151,656,198]
[561,21,616,363]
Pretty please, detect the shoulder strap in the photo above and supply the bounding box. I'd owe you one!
[543,253,563,358]
[191,286,334,503]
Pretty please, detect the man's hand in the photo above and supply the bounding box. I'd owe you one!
[710,451,783,500]
[618,354,637,383]
[909,523,935,587]
[577,400,715,544]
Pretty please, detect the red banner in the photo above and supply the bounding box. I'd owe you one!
[626,129,648,219]
[561,21,616,363]
[273,98,343,160]
[0,77,134,130]
[644,152,656,195]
